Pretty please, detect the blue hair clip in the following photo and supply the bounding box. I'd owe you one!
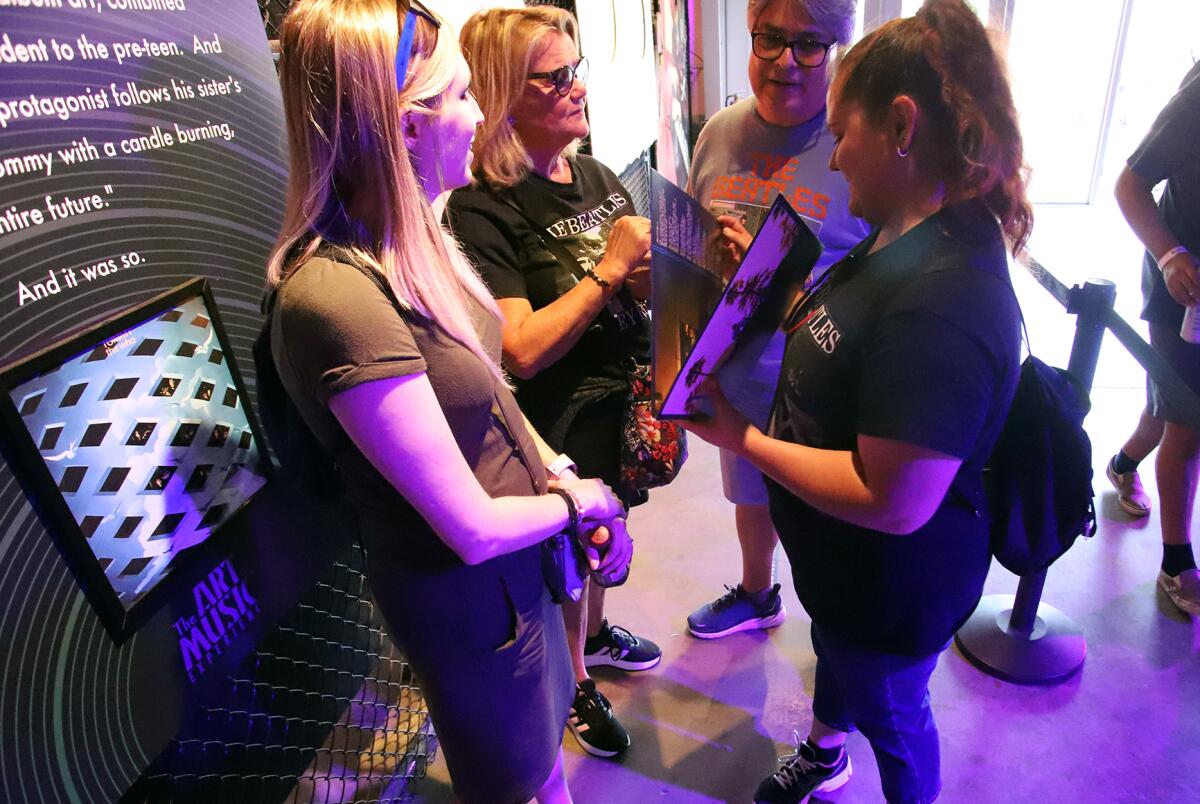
[395,8,418,89]
[395,1,439,91]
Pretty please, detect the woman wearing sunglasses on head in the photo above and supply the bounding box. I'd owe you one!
[267,1,627,801]
[684,1,1029,801]
[446,7,661,761]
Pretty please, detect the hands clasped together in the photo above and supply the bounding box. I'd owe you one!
[552,476,634,587]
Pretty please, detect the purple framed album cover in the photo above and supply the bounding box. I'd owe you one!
[658,194,823,419]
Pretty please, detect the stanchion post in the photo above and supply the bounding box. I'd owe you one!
[1006,569,1046,637]
[954,279,1116,684]
[1066,279,1118,392]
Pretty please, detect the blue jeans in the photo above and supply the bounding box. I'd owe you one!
[810,623,945,803]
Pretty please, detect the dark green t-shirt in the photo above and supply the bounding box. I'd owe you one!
[271,255,546,569]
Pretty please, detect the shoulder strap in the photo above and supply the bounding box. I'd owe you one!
[333,255,547,491]
[487,393,545,491]
[490,189,584,276]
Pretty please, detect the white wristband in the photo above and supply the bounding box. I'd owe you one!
[1157,246,1190,272]
[546,453,578,480]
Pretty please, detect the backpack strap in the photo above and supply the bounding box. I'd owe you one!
[488,189,587,279]
[487,393,546,492]
[326,255,547,493]
[941,260,1028,515]
[262,257,408,464]
[256,283,348,497]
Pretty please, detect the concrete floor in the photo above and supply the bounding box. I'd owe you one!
[412,388,1199,803]
[413,215,1200,802]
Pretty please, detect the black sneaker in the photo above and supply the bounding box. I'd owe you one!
[568,679,630,758]
[754,734,852,804]
[583,619,662,671]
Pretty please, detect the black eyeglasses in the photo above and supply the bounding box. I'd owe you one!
[395,0,439,86]
[751,32,834,68]
[527,57,589,96]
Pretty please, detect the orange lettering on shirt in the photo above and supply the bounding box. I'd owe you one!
[789,186,830,220]
[749,152,770,178]
[729,175,745,200]
[778,157,798,184]
[765,153,788,179]
[791,186,814,217]
[812,193,830,219]
[765,179,788,204]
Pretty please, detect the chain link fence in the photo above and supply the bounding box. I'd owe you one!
[133,540,433,803]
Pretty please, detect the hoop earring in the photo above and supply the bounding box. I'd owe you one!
[896,143,910,158]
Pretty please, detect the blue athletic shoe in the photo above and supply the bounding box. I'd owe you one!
[687,583,786,639]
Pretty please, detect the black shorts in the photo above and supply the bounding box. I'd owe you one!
[562,396,647,508]
[1147,322,1200,427]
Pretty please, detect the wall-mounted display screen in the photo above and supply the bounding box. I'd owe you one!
[0,279,269,642]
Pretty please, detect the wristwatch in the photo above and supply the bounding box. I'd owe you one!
[546,453,578,480]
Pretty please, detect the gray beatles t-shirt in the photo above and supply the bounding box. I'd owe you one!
[687,96,868,428]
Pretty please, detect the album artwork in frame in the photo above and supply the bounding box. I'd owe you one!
[0,278,271,643]
[658,194,823,419]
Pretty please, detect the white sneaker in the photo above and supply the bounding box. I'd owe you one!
[1158,568,1200,616]
[1106,458,1151,517]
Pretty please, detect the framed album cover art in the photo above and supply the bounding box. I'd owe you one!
[0,278,270,642]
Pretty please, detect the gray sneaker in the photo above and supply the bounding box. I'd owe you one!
[1158,568,1200,616]
[1107,457,1151,517]
[754,733,852,804]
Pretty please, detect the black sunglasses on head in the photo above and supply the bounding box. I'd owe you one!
[395,0,439,86]
[527,57,589,96]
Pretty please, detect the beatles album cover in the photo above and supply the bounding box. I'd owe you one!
[658,195,823,419]
[0,280,269,640]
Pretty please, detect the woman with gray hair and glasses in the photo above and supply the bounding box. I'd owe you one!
[685,0,867,641]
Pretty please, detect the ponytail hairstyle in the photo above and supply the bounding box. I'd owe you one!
[835,0,1033,253]
[266,0,505,382]
[460,6,581,188]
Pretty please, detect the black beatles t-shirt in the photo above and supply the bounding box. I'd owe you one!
[1129,60,1200,327]
[767,202,1022,655]
[447,155,651,441]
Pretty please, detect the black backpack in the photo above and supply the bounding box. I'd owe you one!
[252,291,345,501]
[982,354,1097,576]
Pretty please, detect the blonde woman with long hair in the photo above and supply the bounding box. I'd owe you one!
[267,1,629,800]
[448,6,660,761]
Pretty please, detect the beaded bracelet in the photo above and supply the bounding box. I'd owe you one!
[582,266,612,290]
[546,487,580,538]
